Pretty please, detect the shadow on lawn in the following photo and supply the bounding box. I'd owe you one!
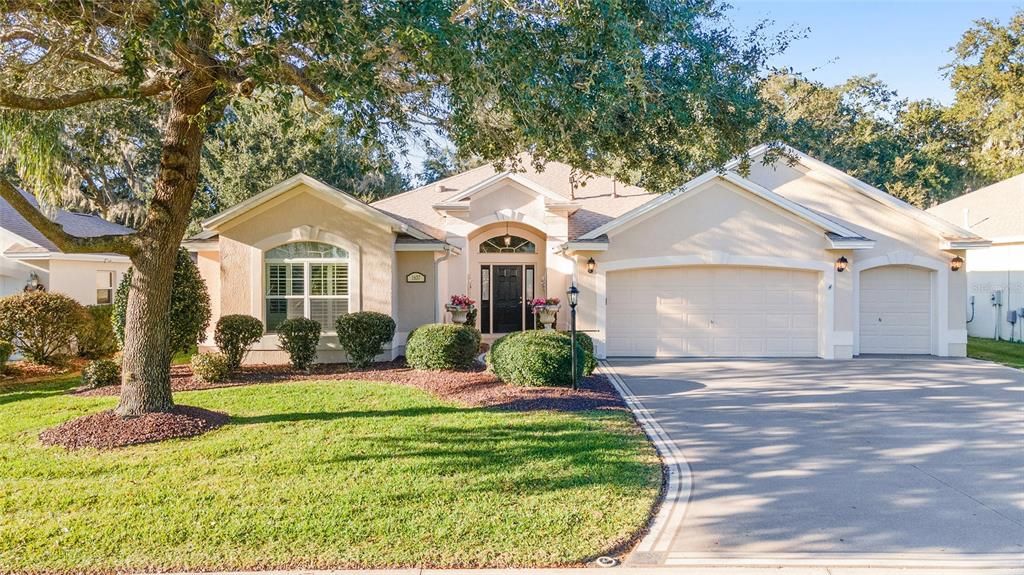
[228,405,464,424]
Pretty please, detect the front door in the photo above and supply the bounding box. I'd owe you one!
[493,265,523,332]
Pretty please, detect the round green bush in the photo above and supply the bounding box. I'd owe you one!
[82,358,121,388]
[77,305,118,359]
[405,323,481,370]
[0,291,86,365]
[113,248,211,354]
[487,330,587,387]
[559,330,597,376]
[0,340,14,373]
[191,351,231,383]
[277,317,321,370]
[336,311,395,368]
[215,314,264,369]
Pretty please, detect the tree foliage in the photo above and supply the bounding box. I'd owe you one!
[947,10,1024,181]
[200,91,408,213]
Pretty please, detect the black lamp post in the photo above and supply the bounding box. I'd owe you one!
[567,283,580,390]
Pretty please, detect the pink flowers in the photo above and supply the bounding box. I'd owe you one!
[529,297,560,308]
[448,294,476,308]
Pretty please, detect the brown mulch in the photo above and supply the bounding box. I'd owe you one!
[1,357,88,383]
[78,361,625,412]
[39,405,229,450]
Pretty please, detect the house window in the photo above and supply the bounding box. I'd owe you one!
[479,235,536,253]
[96,271,115,304]
[265,241,349,332]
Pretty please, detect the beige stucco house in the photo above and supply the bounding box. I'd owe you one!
[1,190,132,305]
[187,145,988,363]
[928,173,1024,342]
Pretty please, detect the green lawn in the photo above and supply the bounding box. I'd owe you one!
[968,336,1024,369]
[0,376,659,573]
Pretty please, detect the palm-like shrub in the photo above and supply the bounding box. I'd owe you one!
[0,292,85,365]
[277,317,321,370]
[336,312,395,368]
[215,315,264,369]
[113,248,211,354]
[405,323,481,370]
[487,330,587,387]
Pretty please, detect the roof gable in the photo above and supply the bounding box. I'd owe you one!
[580,169,865,244]
[203,174,434,240]
[927,173,1024,240]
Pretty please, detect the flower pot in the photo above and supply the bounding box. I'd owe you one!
[535,305,560,331]
[446,304,473,324]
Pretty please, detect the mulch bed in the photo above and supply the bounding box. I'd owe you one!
[1,357,88,384]
[39,405,229,450]
[78,361,625,412]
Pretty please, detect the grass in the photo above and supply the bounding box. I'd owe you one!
[968,336,1024,369]
[0,376,660,573]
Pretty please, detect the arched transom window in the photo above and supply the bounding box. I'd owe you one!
[479,235,536,253]
[265,241,349,332]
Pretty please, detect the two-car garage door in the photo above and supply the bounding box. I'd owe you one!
[606,266,819,357]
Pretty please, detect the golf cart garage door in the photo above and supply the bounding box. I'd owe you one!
[606,266,819,357]
[859,265,932,354]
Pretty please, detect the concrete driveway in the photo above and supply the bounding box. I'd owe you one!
[605,357,1024,569]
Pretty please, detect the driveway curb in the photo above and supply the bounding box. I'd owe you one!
[599,361,692,562]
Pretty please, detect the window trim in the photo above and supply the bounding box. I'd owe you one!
[264,242,351,334]
[479,235,537,254]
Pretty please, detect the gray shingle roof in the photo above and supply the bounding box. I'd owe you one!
[1,188,134,253]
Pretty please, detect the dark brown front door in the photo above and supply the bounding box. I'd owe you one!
[493,265,523,332]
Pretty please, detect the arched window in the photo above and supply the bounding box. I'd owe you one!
[479,235,536,254]
[265,241,349,332]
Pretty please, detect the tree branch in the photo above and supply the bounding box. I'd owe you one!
[279,59,327,103]
[0,29,124,74]
[0,177,138,256]
[0,76,168,111]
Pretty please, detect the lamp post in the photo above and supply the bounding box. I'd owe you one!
[567,283,579,390]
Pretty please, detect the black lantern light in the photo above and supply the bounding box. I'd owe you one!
[567,284,580,390]
[503,222,512,247]
[586,257,596,274]
[835,256,849,273]
[951,255,964,272]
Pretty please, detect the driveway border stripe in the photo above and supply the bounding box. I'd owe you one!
[600,360,692,554]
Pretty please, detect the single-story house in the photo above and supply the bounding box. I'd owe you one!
[187,145,988,363]
[1,190,132,305]
[928,173,1024,342]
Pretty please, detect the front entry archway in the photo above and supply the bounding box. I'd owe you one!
[470,222,546,334]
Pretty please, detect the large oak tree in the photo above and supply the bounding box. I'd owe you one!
[1,0,781,416]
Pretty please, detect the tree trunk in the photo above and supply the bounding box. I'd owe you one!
[115,78,216,417]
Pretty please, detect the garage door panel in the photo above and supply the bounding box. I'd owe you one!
[607,266,819,358]
[859,266,932,355]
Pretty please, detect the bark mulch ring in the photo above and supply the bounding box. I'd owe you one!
[78,361,625,412]
[39,405,229,450]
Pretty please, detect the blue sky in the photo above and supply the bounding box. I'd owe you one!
[727,0,1022,104]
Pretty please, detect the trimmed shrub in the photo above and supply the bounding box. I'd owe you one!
[77,305,118,359]
[81,359,121,388]
[0,292,85,365]
[0,340,13,373]
[191,352,231,383]
[113,248,211,354]
[277,317,321,370]
[560,330,597,376]
[215,315,264,369]
[406,323,481,370]
[487,330,587,387]
[336,312,395,368]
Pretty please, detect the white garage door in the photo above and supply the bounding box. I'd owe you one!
[606,266,819,357]
[859,265,932,354]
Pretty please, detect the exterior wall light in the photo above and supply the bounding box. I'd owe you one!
[951,255,964,272]
[586,257,596,274]
[835,256,849,273]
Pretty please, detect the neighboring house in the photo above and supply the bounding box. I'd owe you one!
[928,174,1024,342]
[187,145,987,364]
[1,190,133,305]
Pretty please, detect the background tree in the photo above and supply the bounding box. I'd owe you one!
[946,9,1024,181]
[200,90,408,215]
[416,141,485,185]
[0,0,784,416]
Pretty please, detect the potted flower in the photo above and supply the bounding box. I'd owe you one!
[445,294,476,324]
[530,297,561,330]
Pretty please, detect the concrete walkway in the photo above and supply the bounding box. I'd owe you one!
[603,357,1024,570]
